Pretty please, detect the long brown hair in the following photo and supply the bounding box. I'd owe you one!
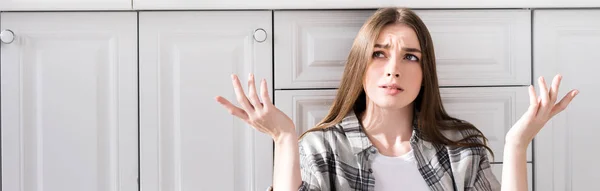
[300,8,493,156]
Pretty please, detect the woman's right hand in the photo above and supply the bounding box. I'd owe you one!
[215,73,297,142]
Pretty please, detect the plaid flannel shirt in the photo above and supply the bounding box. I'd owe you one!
[282,111,500,191]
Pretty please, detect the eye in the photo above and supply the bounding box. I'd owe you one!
[404,54,420,62]
[372,51,386,58]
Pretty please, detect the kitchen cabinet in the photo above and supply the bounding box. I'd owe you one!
[139,11,273,191]
[0,0,131,11]
[274,10,531,89]
[1,12,138,191]
[534,9,600,191]
[133,0,600,10]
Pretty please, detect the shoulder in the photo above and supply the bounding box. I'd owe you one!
[298,124,349,156]
[438,128,490,158]
[440,128,486,145]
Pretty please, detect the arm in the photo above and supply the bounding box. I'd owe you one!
[269,133,323,191]
[503,75,578,191]
[501,143,528,191]
[273,133,303,190]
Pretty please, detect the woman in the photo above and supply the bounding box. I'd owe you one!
[215,8,578,191]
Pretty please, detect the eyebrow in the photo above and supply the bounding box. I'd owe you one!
[374,43,421,53]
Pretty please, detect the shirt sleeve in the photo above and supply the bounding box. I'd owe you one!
[471,147,501,191]
[297,143,322,191]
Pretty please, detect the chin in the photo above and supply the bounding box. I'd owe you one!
[372,100,411,110]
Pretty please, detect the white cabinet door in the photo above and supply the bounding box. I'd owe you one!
[274,10,531,89]
[139,11,273,191]
[417,10,531,86]
[132,0,600,10]
[534,10,600,191]
[275,87,529,162]
[275,90,338,135]
[274,10,375,89]
[0,12,138,191]
[439,87,531,162]
[0,0,131,11]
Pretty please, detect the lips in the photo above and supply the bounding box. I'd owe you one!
[379,84,404,91]
[379,84,404,96]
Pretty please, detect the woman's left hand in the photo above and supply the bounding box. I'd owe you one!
[506,74,579,149]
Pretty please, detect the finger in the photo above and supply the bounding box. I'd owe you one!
[538,76,551,115]
[215,96,249,121]
[231,74,255,112]
[549,74,562,104]
[528,85,539,117]
[247,73,263,110]
[528,85,537,106]
[260,78,274,106]
[550,89,579,117]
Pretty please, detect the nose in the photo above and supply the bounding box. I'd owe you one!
[386,73,400,78]
[384,52,402,78]
[385,59,401,78]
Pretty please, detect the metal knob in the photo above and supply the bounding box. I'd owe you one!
[253,28,267,43]
[1,29,15,44]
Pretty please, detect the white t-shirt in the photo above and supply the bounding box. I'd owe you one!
[371,149,430,191]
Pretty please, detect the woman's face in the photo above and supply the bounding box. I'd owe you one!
[363,23,423,110]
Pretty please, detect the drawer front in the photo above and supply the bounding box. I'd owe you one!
[275,10,531,89]
[439,87,531,162]
[275,90,338,135]
[275,87,531,162]
[274,10,374,89]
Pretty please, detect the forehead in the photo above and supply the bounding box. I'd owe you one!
[375,23,420,48]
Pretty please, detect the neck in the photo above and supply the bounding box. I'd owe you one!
[359,99,415,156]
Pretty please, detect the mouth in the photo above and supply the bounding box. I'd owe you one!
[379,85,404,91]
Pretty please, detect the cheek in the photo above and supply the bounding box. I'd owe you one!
[364,64,379,84]
[363,65,381,93]
[407,65,423,89]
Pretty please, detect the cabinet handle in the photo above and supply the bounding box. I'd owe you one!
[253,28,267,43]
[0,29,15,44]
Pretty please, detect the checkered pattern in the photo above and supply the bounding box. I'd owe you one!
[290,111,501,191]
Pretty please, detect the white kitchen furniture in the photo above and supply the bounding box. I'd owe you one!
[132,0,600,10]
[534,9,600,191]
[274,9,534,189]
[1,6,598,191]
[138,11,273,191]
[275,10,531,89]
[1,12,138,191]
[0,0,131,11]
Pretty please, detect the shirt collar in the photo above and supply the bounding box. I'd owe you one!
[340,110,423,155]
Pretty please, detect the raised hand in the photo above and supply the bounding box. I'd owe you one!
[215,73,296,142]
[506,74,579,148]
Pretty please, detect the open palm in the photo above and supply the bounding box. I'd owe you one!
[507,74,579,147]
[215,73,296,142]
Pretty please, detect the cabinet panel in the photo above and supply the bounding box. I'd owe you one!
[275,90,337,135]
[0,0,131,10]
[276,87,530,162]
[274,10,531,89]
[534,10,600,191]
[1,12,138,191]
[439,87,531,162]
[274,10,374,89]
[418,10,531,86]
[139,11,273,191]
[133,0,600,10]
